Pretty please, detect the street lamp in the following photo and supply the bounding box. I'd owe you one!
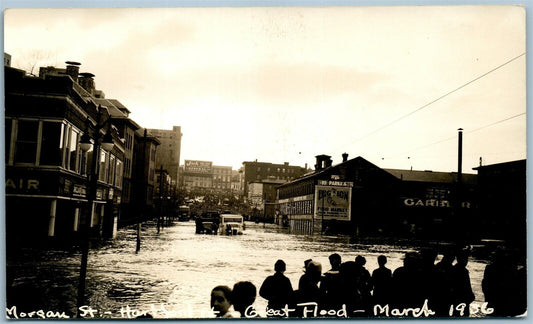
[76,105,115,317]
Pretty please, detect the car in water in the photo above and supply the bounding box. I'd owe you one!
[218,214,244,235]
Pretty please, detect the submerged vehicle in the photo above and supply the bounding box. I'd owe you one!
[195,211,220,234]
[178,205,191,221]
[218,214,244,235]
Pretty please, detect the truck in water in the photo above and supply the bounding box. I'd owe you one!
[195,212,244,235]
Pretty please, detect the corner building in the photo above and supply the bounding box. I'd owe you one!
[5,64,125,244]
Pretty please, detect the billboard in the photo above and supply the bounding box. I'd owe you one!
[314,185,352,221]
[184,160,212,174]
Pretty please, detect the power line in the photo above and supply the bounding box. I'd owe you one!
[383,112,526,160]
[344,52,526,147]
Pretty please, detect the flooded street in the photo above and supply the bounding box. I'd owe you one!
[7,221,490,319]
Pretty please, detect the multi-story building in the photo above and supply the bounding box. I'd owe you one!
[230,169,244,195]
[5,63,125,242]
[182,160,213,191]
[212,165,232,191]
[241,161,308,198]
[147,126,182,193]
[131,129,160,218]
[93,97,140,224]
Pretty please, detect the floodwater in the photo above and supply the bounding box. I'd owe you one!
[6,221,491,319]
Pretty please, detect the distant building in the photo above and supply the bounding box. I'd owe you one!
[230,169,244,195]
[241,161,307,199]
[213,165,232,191]
[248,179,285,222]
[147,126,182,193]
[183,160,213,190]
[4,52,11,66]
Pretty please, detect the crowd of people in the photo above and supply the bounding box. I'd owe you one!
[210,248,526,318]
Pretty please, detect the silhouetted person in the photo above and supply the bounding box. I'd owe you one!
[371,255,392,306]
[434,250,455,317]
[233,281,258,318]
[293,260,323,317]
[297,260,322,301]
[418,248,440,317]
[339,261,362,317]
[353,256,372,316]
[320,253,344,310]
[259,260,293,312]
[450,250,475,317]
[211,285,238,318]
[195,217,203,234]
[392,252,423,309]
[482,249,526,317]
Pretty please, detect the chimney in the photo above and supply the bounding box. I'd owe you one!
[342,153,349,162]
[78,72,96,95]
[65,61,81,82]
[315,154,332,171]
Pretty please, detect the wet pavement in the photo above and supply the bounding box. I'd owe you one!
[6,221,491,319]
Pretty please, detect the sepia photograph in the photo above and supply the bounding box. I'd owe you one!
[2,2,528,319]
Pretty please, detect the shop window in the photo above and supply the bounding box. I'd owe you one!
[40,122,64,166]
[14,120,39,164]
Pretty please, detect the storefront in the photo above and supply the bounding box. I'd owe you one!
[5,66,124,246]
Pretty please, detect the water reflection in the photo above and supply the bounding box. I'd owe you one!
[6,221,490,318]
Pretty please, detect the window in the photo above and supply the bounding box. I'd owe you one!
[14,120,39,164]
[99,150,108,182]
[5,119,12,163]
[109,154,116,185]
[68,128,80,171]
[40,122,64,166]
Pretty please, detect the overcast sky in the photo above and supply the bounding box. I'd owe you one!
[3,5,527,172]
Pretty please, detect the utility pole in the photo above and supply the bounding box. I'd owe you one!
[76,106,114,317]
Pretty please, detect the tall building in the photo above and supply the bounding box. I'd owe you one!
[147,126,182,193]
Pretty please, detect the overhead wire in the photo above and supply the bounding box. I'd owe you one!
[382,111,526,160]
[342,52,526,149]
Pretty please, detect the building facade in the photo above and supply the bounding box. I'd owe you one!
[248,179,285,222]
[5,64,125,244]
[241,161,308,199]
[277,154,477,239]
[212,165,232,191]
[182,160,213,190]
[473,159,526,251]
[147,126,182,193]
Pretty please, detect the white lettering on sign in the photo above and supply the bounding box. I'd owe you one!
[6,179,39,190]
[403,198,470,208]
[317,180,353,187]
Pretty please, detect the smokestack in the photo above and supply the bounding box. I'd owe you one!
[458,128,463,184]
[342,153,349,162]
[78,72,96,95]
[65,61,81,82]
